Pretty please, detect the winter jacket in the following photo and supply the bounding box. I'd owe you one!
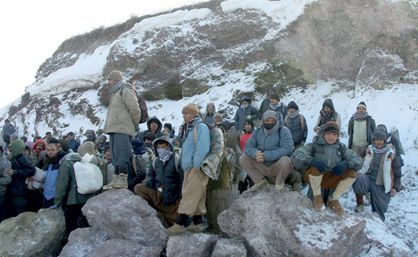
[284,112,308,146]
[7,154,36,197]
[257,98,270,119]
[0,157,12,195]
[244,125,294,167]
[358,144,401,193]
[348,115,376,149]
[292,135,363,172]
[68,139,81,153]
[2,123,15,137]
[145,137,183,205]
[54,153,96,206]
[234,96,258,131]
[104,81,141,137]
[239,132,252,151]
[314,100,341,132]
[42,152,66,200]
[139,116,163,140]
[181,117,210,171]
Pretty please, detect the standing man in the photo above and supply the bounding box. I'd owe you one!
[166,103,210,235]
[67,132,80,153]
[2,119,16,146]
[103,70,141,190]
[348,101,376,156]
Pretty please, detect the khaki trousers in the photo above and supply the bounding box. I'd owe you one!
[134,184,180,225]
[178,168,209,216]
[240,154,293,185]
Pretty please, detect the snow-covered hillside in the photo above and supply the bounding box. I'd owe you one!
[0,0,417,255]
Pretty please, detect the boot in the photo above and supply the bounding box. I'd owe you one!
[354,204,364,212]
[309,174,324,211]
[327,199,344,215]
[248,178,268,192]
[274,181,285,192]
[332,177,356,200]
[292,182,301,192]
[113,173,128,189]
[103,174,119,190]
[187,223,204,233]
[166,223,186,236]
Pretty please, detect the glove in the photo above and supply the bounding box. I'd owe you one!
[332,161,349,176]
[311,158,327,172]
[246,115,251,120]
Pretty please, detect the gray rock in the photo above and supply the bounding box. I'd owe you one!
[88,239,162,257]
[0,208,65,257]
[211,238,247,257]
[82,189,167,248]
[166,232,218,257]
[218,185,367,257]
[58,227,109,257]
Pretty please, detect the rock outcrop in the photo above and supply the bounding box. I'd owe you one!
[218,186,367,257]
[0,208,66,257]
[166,232,218,257]
[58,228,109,257]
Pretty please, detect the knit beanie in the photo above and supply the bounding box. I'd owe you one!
[78,141,95,157]
[262,110,279,122]
[321,121,340,135]
[106,70,123,82]
[143,132,156,142]
[182,103,200,117]
[373,125,388,140]
[357,101,367,110]
[11,140,25,159]
[288,101,299,111]
[376,124,388,135]
[244,119,254,128]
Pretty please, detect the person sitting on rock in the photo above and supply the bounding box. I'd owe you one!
[134,136,182,226]
[293,121,362,215]
[234,95,258,131]
[352,126,401,221]
[313,99,341,134]
[239,110,294,192]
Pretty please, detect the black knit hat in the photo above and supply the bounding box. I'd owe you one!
[163,123,173,131]
[373,127,387,140]
[288,101,299,111]
[321,121,340,134]
[357,101,367,110]
[244,120,254,127]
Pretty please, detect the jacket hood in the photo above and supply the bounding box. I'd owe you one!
[78,141,96,157]
[152,136,174,156]
[262,110,280,122]
[147,116,163,133]
[33,139,47,151]
[240,95,252,104]
[322,99,335,112]
[11,140,25,159]
[63,152,82,162]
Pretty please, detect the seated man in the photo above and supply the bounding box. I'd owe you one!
[134,137,182,226]
[240,110,293,192]
[352,126,401,221]
[293,121,362,215]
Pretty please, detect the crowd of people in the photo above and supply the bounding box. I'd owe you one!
[0,70,404,236]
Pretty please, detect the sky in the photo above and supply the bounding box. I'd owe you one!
[0,0,208,109]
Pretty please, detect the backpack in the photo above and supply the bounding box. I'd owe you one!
[285,114,305,131]
[193,122,225,180]
[388,128,404,156]
[120,86,149,124]
[74,154,103,194]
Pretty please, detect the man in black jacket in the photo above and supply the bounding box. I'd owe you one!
[134,137,182,226]
[6,140,36,217]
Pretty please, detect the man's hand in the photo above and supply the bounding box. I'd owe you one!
[390,188,397,197]
[6,169,13,176]
[256,151,264,163]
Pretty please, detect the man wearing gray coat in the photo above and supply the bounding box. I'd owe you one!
[240,110,294,192]
[103,70,141,190]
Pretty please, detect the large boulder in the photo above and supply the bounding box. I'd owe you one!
[82,189,167,249]
[218,185,367,257]
[166,232,218,257]
[58,227,109,257]
[88,239,162,257]
[211,238,247,257]
[0,208,65,257]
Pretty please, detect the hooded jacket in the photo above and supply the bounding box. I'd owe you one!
[234,96,258,131]
[314,99,341,132]
[145,137,183,205]
[244,111,293,167]
[139,116,163,140]
[348,115,376,148]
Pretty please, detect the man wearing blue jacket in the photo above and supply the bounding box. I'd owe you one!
[240,110,294,192]
[166,103,210,235]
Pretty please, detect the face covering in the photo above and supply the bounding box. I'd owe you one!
[241,103,249,109]
[157,148,172,162]
[263,122,276,130]
[145,142,153,148]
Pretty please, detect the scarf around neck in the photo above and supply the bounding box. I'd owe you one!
[352,112,369,121]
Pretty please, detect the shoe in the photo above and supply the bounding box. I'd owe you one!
[187,223,204,233]
[248,178,268,192]
[313,195,325,211]
[354,204,364,213]
[274,182,285,192]
[103,174,119,190]
[327,199,344,215]
[113,174,128,189]
[166,224,186,236]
